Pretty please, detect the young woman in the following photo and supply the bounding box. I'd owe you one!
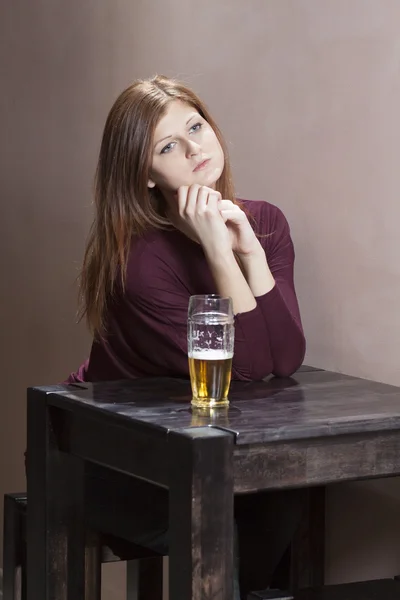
[69,75,306,599]
[68,75,305,384]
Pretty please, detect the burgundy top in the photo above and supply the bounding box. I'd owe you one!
[67,199,305,383]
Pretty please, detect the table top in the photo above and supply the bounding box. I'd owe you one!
[36,365,400,446]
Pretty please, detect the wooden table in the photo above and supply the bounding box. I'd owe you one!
[26,366,400,600]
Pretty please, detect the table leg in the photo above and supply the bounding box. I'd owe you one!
[85,532,102,600]
[27,390,86,600]
[290,486,325,589]
[168,427,234,600]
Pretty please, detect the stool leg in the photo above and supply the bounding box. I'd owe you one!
[85,532,102,600]
[21,536,27,600]
[127,557,163,600]
[3,495,21,600]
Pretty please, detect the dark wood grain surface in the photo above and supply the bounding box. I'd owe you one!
[39,367,400,446]
[28,365,400,599]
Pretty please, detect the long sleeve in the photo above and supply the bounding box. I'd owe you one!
[254,202,306,377]
[67,202,305,384]
[107,241,274,381]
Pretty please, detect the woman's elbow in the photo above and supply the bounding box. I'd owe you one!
[232,356,274,382]
[272,337,306,378]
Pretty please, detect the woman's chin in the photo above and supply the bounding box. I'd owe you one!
[196,166,223,189]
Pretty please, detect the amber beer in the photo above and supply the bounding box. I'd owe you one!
[188,295,234,408]
[189,350,233,408]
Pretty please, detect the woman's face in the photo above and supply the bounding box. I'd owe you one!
[148,100,225,194]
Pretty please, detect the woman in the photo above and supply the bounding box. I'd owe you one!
[69,75,305,384]
[70,75,306,599]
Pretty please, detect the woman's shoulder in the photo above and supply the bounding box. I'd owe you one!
[126,229,177,273]
[238,198,289,234]
[125,227,198,295]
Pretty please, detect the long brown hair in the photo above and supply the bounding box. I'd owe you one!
[78,75,236,335]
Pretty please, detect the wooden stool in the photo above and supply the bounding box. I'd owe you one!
[5,485,325,599]
[3,493,163,600]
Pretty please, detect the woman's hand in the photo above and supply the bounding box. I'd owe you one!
[218,200,261,257]
[219,199,276,297]
[174,185,232,256]
[171,185,270,312]
[170,186,261,258]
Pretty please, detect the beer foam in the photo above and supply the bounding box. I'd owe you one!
[189,349,233,360]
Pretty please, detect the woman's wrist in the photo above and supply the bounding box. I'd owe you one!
[235,238,265,262]
[236,243,275,297]
[201,240,234,264]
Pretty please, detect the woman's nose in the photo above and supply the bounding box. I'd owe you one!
[186,139,201,158]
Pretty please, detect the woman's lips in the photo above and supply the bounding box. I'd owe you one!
[193,158,211,172]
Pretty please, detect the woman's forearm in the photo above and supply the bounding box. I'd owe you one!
[236,240,275,298]
[203,248,257,314]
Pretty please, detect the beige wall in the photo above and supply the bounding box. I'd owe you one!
[1,0,400,596]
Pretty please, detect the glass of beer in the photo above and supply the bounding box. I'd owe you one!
[187,294,234,408]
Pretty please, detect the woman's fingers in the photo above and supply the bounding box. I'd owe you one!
[196,185,210,213]
[181,185,222,216]
[219,200,246,224]
[185,184,201,216]
[177,186,189,217]
[177,184,225,226]
[175,185,231,252]
[218,199,235,210]
[205,190,221,215]
[220,209,239,223]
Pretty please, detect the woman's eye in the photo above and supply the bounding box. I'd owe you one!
[160,142,176,154]
[189,122,202,133]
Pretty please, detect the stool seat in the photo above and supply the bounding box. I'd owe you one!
[297,579,400,600]
[248,578,400,600]
[248,591,294,599]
